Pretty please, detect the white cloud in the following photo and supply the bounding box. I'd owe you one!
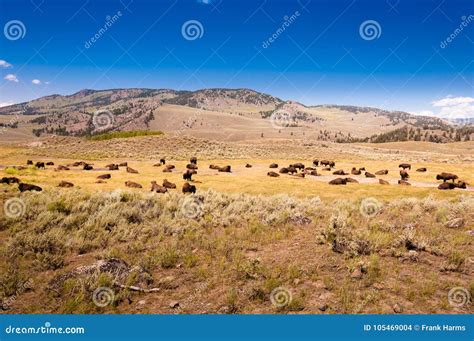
[411,110,435,117]
[432,96,474,107]
[0,102,14,107]
[0,60,12,68]
[32,79,41,85]
[4,74,18,82]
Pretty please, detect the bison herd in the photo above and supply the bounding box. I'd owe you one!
[0,158,469,195]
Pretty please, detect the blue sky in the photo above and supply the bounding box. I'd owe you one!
[0,0,473,118]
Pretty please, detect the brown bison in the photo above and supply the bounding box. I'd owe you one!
[438,182,455,190]
[186,163,198,170]
[209,164,220,170]
[56,165,70,171]
[294,173,305,178]
[119,162,128,167]
[126,166,139,174]
[321,160,335,168]
[19,183,42,192]
[345,177,358,183]
[365,172,376,178]
[436,172,458,182]
[379,179,389,185]
[245,163,252,168]
[351,167,361,175]
[310,170,319,176]
[333,169,347,175]
[0,177,20,184]
[27,160,33,165]
[35,162,45,169]
[287,166,297,175]
[290,163,305,170]
[269,163,278,168]
[160,158,166,165]
[218,165,231,173]
[165,165,175,170]
[375,169,388,175]
[106,164,119,170]
[322,167,331,171]
[400,170,409,180]
[267,171,280,177]
[416,167,427,172]
[183,169,196,181]
[97,174,111,180]
[58,181,74,188]
[190,157,197,165]
[46,162,54,166]
[125,181,142,188]
[398,180,411,186]
[313,160,319,166]
[182,182,196,194]
[151,181,168,193]
[163,179,176,189]
[279,167,289,174]
[163,168,172,173]
[455,181,467,189]
[399,163,411,170]
[83,164,93,170]
[329,178,347,185]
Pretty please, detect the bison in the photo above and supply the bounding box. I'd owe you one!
[19,183,42,192]
[119,162,128,167]
[183,169,196,181]
[267,171,280,177]
[398,180,411,186]
[312,160,319,166]
[190,157,197,165]
[58,181,74,188]
[0,177,20,184]
[375,169,388,175]
[46,162,54,166]
[35,162,45,169]
[333,169,347,175]
[379,179,389,185]
[416,167,427,172]
[160,158,166,165]
[400,170,409,180]
[126,166,139,174]
[163,179,176,189]
[209,164,220,170]
[294,173,305,178]
[269,163,278,169]
[438,182,455,190]
[279,167,289,174]
[27,160,33,165]
[287,166,297,175]
[321,160,335,168]
[125,181,142,188]
[345,177,358,183]
[365,172,376,178]
[83,164,93,170]
[182,182,196,194]
[310,170,319,176]
[290,163,305,170]
[106,164,119,170]
[329,178,347,185]
[218,165,231,173]
[151,181,168,193]
[97,174,111,180]
[245,163,252,168]
[186,163,198,170]
[351,167,361,175]
[399,163,411,170]
[436,172,458,183]
[56,165,70,171]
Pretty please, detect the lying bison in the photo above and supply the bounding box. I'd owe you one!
[83,164,93,170]
[163,179,176,189]
[399,163,411,170]
[218,165,231,173]
[151,181,167,193]
[345,177,358,183]
[56,165,70,171]
[416,167,427,172]
[267,171,280,177]
[436,172,458,183]
[329,178,347,185]
[309,170,319,176]
[125,181,142,188]
[375,169,388,175]
[126,166,139,174]
[209,164,220,170]
[333,170,347,175]
[58,181,74,188]
[182,182,196,194]
[279,167,289,174]
[365,172,376,178]
[379,179,389,185]
[269,163,278,169]
[119,162,128,167]
[0,177,20,184]
[245,163,252,168]
[106,164,119,170]
[438,182,455,190]
[46,162,54,166]
[186,163,198,170]
[398,180,411,186]
[19,183,42,192]
[351,167,361,175]
[97,174,111,180]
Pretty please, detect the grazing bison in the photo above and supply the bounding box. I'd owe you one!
[333,169,347,175]
[329,178,347,185]
[97,174,111,180]
[313,160,319,166]
[279,167,289,174]
[83,164,93,170]
[400,170,409,180]
[106,164,119,170]
[218,165,231,173]
[321,160,335,168]
[345,177,358,183]
[19,183,42,192]
[126,166,139,174]
[351,167,361,175]
[436,172,458,183]
[186,163,198,170]
[290,163,305,170]
[58,181,74,188]
[151,181,168,193]
[35,162,45,169]
[182,182,196,194]
[416,167,427,172]
[398,180,411,186]
[269,163,278,168]
[287,166,297,175]
[27,160,33,165]
[0,177,20,184]
[399,163,411,170]
[375,169,388,175]
[163,179,176,189]
[183,169,196,181]
[56,165,70,171]
[245,163,252,168]
[365,172,376,178]
[379,179,390,185]
[119,162,128,167]
[160,158,166,165]
[438,182,455,190]
[125,181,142,188]
[46,162,54,166]
[190,157,197,165]
[267,171,280,177]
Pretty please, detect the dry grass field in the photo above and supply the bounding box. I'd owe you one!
[0,135,473,314]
